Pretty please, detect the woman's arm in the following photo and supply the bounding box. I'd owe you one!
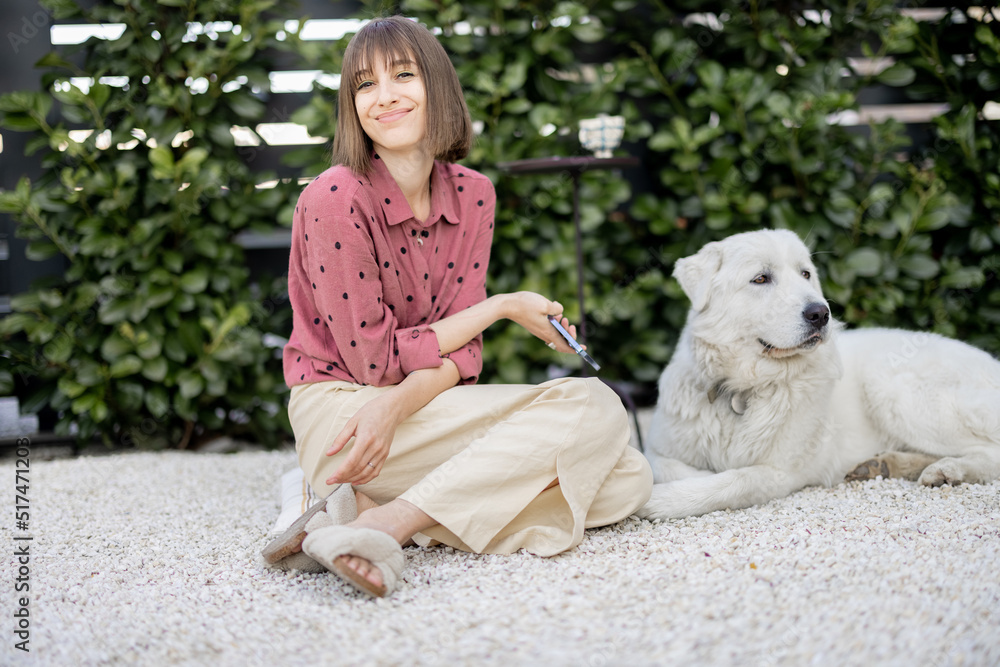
[430,292,580,355]
[325,359,461,485]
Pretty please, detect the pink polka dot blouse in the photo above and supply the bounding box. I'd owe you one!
[283,155,496,388]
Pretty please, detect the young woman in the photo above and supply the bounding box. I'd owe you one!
[272,15,652,597]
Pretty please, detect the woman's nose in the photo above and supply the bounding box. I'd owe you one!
[377,81,398,106]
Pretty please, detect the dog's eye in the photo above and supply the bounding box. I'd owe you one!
[751,274,770,284]
[801,270,811,280]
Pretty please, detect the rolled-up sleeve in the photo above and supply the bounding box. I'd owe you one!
[394,324,444,376]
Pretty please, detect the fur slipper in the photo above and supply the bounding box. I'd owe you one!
[302,525,405,598]
[262,483,357,571]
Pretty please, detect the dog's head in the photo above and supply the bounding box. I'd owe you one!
[675,229,836,362]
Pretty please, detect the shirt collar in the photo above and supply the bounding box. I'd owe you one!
[370,155,460,227]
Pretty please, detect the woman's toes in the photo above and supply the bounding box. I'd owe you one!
[337,555,383,587]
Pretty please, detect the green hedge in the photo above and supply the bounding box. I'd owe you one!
[1,0,998,446]
[0,0,300,446]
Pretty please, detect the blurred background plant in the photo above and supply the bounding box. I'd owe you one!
[0,0,298,446]
[1,0,997,446]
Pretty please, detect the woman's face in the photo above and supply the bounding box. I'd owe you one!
[353,54,428,158]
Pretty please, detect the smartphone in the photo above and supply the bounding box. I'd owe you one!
[547,315,601,371]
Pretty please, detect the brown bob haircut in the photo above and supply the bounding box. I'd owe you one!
[331,16,474,175]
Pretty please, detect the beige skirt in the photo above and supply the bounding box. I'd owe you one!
[289,376,652,557]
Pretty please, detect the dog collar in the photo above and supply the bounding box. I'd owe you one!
[707,384,748,415]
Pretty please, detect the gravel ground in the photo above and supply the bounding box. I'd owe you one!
[2,443,998,667]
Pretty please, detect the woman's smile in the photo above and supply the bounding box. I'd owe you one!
[377,108,412,123]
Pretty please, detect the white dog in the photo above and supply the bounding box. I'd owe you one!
[638,229,1000,521]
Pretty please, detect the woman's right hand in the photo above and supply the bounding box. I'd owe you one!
[325,393,402,486]
[503,291,581,354]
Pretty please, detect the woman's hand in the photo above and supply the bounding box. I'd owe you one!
[325,394,403,485]
[503,291,582,354]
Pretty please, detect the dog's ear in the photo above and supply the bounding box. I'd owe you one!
[674,243,723,311]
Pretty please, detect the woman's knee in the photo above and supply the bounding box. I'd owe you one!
[578,377,630,434]
[537,377,631,458]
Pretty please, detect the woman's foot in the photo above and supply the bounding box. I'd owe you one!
[287,488,378,555]
[332,499,436,590]
[354,489,380,514]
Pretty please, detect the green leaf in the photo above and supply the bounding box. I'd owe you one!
[98,297,132,325]
[176,147,209,177]
[101,333,133,362]
[142,356,169,382]
[117,381,144,411]
[75,361,104,387]
[71,393,98,415]
[145,385,170,418]
[109,355,143,378]
[877,63,916,87]
[147,284,176,309]
[177,370,204,399]
[91,400,109,423]
[502,98,532,115]
[25,241,61,261]
[57,376,86,399]
[0,313,33,336]
[179,267,209,293]
[10,292,41,311]
[149,145,175,180]
[897,254,939,279]
[652,28,675,58]
[35,51,76,70]
[696,61,725,92]
[136,336,163,360]
[227,92,266,119]
[571,21,604,43]
[940,267,983,289]
[845,247,882,277]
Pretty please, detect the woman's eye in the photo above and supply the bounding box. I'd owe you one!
[801,270,811,279]
[356,80,374,91]
[396,70,415,80]
[751,275,770,284]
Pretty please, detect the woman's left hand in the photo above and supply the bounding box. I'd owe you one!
[325,395,402,485]
[504,291,582,354]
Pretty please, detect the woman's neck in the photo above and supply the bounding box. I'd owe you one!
[376,147,434,222]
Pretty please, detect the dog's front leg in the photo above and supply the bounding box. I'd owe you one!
[635,465,803,520]
[649,457,716,484]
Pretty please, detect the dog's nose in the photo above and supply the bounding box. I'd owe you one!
[803,302,830,330]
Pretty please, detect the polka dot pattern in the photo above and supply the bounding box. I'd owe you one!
[284,159,495,389]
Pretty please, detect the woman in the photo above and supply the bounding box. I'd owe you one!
[273,15,652,597]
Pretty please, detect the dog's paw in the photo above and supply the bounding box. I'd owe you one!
[918,458,966,487]
[845,457,890,482]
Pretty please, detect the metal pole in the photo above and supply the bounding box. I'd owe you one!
[571,170,587,376]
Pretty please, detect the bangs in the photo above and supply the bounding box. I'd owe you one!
[343,24,417,92]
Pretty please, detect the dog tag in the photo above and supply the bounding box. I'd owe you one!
[731,394,747,415]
